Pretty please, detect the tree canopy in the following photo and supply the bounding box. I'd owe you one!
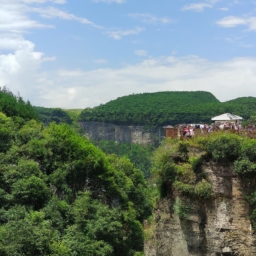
[34,106,73,125]
[78,91,256,126]
[0,87,38,121]
[0,113,152,255]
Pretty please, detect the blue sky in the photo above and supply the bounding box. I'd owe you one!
[0,0,256,108]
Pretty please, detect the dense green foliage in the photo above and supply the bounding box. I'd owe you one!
[34,106,73,125]
[0,87,38,121]
[79,91,256,126]
[92,140,155,178]
[0,113,152,255]
[152,139,212,199]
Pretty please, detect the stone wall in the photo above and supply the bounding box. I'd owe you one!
[78,121,165,145]
[144,158,256,256]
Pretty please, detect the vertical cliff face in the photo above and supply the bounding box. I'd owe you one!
[145,161,256,256]
[79,121,165,145]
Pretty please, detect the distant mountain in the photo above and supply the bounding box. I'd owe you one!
[78,91,256,126]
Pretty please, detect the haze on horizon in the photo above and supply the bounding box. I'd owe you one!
[1,0,256,109]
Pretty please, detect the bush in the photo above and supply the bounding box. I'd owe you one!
[204,134,242,162]
[173,181,194,196]
[195,179,212,199]
[173,197,190,219]
[241,138,256,162]
[189,156,202,173]
[234,158,256,174]
[176,164,196,184]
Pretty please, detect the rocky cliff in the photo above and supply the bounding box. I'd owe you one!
[145,146,256,256]
[79,121,165,145]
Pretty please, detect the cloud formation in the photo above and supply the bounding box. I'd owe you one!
[128,13,171,24]
[217,16,256,30]
[2,52,256,108]
[106,27,144,40]
[182,3,212,12]
[32,6,97,26]
[0,0,97,34]
[135,50,148,57]
[182,0,221,12]
[1,0,256,110]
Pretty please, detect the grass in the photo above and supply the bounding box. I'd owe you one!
[63,109,83,121]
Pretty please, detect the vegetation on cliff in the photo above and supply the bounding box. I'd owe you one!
[78,91,256,126]
[153,133,256,228]
[152,138,212,201]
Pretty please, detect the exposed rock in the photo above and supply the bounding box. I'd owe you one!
[79,121,165,145]
[144,160,256,256]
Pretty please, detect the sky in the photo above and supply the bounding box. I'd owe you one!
[0,0,256,108]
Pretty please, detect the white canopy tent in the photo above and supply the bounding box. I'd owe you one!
[211,113,243,122]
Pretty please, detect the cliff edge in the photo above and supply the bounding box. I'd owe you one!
[145,135,256,256]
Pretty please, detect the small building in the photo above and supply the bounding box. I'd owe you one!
[163,125,179,139]
[211,113,243,123]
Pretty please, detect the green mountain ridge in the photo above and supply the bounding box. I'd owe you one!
[78,91,256,126]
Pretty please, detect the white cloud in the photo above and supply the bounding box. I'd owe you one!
[217,16,247,27]
[0,1,52,32]
[32,6,97,26]
[1,0,256,110]
[0,35,34,51]
[0,0,97,34]
[2,53,256,109]
[106,27,144,40]
[219,7,229,11]
[135,50,148,57]
[0,37,46,101]
[92,0,125,3]
[217,16,256,30]
[182,0,222,12]
[128,13,172,24]
[182,3,212,12]
[94,59,108,64]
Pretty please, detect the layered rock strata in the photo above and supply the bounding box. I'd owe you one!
[79,121,165,145]
[145,162,256,256]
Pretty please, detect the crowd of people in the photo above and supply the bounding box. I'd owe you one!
[181,122,245,139]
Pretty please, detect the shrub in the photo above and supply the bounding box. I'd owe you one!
[176,164,196,184]
[189,156,202,174]
[173,197,190,219]
[195,179,212,199]
[241,138,256,162]
[173,181,194,196]
[204,134,242,162]
[234,158,256,174]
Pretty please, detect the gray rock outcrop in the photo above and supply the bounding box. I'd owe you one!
[145,160,256,256]
[79,121,165,145]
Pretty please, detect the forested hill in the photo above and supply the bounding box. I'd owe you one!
[34,106,73,125]
[78,91,256,126]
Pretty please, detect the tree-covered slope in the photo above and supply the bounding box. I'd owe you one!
[0,87,38,121]
[0,114,152,256]
[78,91,256,126]
[34,106,73,125]
[0,90,152,256]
